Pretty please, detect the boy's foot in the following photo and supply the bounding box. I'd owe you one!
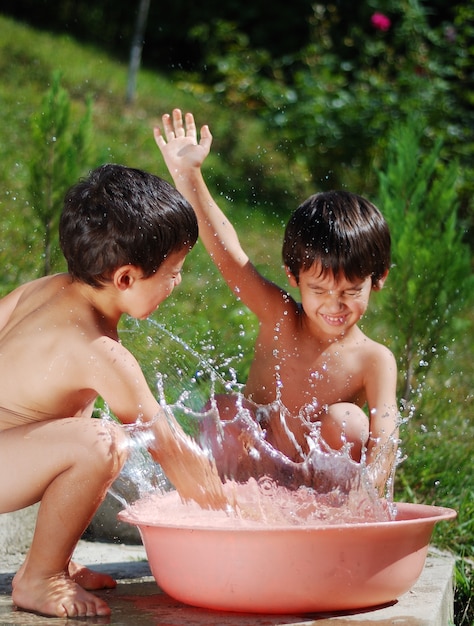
[13,560,116,591]
[69,560,117,590]
[12,571,111,618]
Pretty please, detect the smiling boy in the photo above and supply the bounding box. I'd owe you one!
[155,110,399,495]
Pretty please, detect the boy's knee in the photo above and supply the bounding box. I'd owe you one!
[89,420,129,476]
[204,393,242,421]
[321,402,369,460]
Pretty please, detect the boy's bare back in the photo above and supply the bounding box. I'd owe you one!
[1,274,108,428]
[0,273,150,429]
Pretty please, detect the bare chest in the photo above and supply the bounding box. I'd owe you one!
[245,332,365,414]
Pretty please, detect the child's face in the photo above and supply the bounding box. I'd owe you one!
[129,249,187,320]
[289,263,373,338]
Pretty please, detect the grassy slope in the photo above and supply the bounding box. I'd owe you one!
[0,13,304,368]
[1,16,473,606]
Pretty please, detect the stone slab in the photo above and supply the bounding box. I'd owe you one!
[0,505,38,566]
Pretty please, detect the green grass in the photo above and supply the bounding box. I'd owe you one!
[1,14,473,624]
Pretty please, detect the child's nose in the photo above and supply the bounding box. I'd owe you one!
[326,291,344,310]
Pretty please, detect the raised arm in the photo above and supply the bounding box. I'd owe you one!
[154,109,285,320]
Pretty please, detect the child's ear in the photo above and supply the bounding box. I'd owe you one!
[113,265,140,291]
[373,269,389,291]
[285,266,299,288]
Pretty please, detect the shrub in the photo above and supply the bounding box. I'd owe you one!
[374,117,473,406]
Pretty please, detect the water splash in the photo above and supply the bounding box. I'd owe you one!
[109,317,400,524]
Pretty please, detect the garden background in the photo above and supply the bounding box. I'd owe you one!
[0,1,473,623]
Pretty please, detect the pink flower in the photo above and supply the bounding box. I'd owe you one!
[371,12,391,32]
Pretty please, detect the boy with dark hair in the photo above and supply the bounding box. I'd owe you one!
[155,110,399,496]
[0,163,226,618]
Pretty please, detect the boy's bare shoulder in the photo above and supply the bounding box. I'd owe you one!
[0,274,150,422]
[356,330,396,371]
[257,287,301,330]
[0,273,126,377]
[0,275,52,330]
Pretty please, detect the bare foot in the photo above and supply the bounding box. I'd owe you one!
[12,570,111,618]
[69,561,116,590]
[13,560,116,592]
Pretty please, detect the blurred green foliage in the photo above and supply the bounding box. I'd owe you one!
[29,72,93,275]
[375,117,473,404]
[182,0,473,240]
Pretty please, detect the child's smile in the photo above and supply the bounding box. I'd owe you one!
[294,266,373,338]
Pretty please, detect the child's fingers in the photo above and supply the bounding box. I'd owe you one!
[184,112,197,137]
[160,112,177,140]
[156,110,211,153]
[199,124,213,151]
[172,108,186,137]
[152,126,164,148]
[160,110,197,141]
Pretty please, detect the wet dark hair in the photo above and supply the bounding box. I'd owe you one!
[282,190,391,286]
[59,164,198,287]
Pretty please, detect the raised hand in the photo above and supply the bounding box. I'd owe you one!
[154,109,212,173]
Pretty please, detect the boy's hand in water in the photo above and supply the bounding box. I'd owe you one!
[148,408,228,511]
[154,109,212,174]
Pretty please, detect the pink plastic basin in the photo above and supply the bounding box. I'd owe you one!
[119,501,456,614]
